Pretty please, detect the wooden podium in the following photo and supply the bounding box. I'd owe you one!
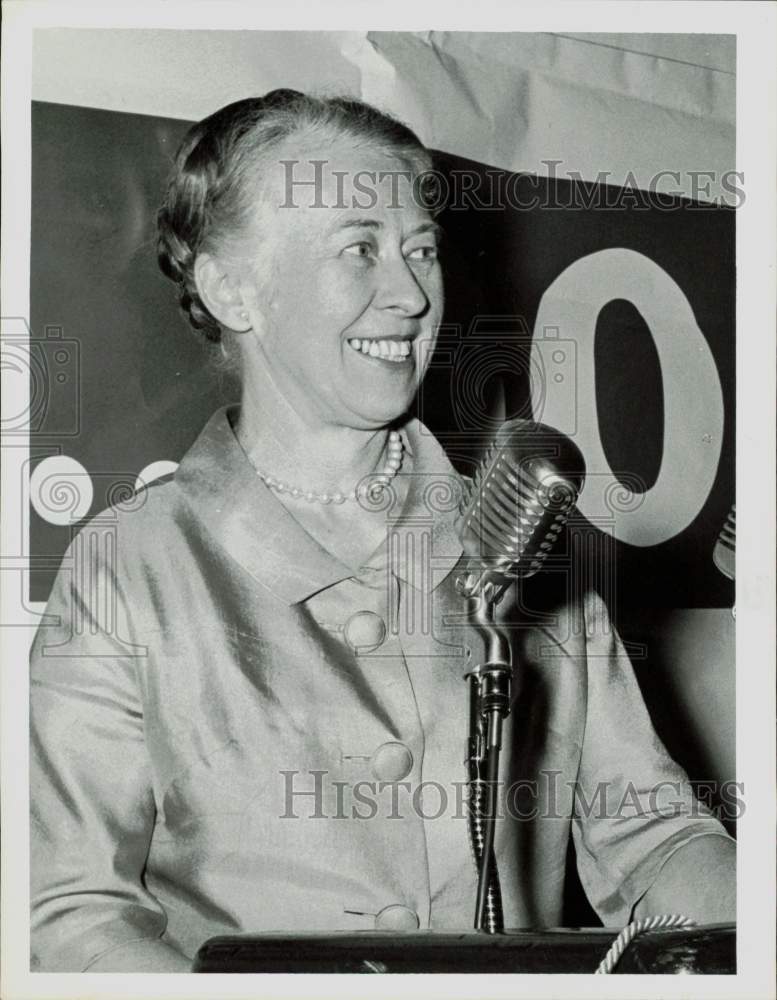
[193,924,735,974]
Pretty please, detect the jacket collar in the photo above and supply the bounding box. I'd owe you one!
[174,406,464,605]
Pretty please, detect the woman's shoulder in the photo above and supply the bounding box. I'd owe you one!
[58,471,191,579]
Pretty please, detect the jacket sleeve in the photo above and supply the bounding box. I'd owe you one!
[30,534,190,972]
[571,591,735,927]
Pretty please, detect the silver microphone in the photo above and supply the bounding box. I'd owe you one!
[713,503,736,581]
[456,419,586,600]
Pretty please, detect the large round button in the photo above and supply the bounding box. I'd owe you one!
[343,611,386,654]
[370,742,413,782]
[374,904,420,931]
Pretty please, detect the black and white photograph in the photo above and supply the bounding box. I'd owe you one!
[1,3,775,998]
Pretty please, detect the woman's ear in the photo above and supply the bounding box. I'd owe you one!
[193,253,252,333]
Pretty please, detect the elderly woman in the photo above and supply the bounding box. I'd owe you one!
[30,90,735,973]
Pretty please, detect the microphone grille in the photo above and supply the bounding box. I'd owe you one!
[458,420,585,585]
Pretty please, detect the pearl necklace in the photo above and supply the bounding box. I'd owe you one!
[254,430,404,505]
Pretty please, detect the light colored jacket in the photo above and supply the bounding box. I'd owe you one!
[30,406,733,971]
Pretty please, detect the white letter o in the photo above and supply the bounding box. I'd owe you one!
[530,248,724,546]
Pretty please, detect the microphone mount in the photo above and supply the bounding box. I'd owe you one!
[462,590,513,933]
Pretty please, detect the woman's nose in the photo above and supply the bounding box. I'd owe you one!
[374,257,430,317]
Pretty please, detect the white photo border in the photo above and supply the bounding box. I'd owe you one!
[2,3,774,999]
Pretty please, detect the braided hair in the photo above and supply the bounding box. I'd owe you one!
[157,89,434,344]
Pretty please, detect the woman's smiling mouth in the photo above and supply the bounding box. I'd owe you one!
[347,337,413,362]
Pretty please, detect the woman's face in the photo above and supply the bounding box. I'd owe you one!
[231,133,444,429]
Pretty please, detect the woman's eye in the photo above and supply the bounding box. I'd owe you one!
[343,242,374,259]
[407,245,439,262]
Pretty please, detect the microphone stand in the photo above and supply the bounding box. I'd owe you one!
[461,577,514,933]
[454,420,585,933]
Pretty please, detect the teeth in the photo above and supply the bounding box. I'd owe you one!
[348,338,412,362]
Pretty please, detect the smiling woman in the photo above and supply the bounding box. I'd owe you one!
[29,89,735,973]
[156,91,445,564]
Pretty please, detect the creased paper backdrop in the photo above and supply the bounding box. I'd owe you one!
[32,29,735,200]
[359,32,735,201]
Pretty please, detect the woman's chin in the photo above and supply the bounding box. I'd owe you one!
[335,382,418,428]
[358,390,419,426]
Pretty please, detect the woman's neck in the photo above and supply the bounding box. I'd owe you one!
[234,375,395,498]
